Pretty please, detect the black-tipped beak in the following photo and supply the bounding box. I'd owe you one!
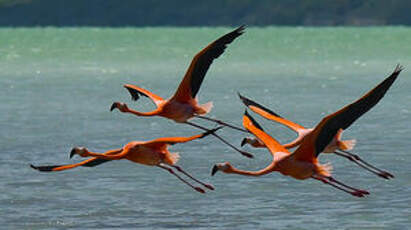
[240,138,247,147]
[30,164,38,170]
[110,103,117,112]
[70,148,76,159]
[211,165,219,176]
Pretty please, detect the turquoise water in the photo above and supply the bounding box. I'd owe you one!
[1,27,411,229]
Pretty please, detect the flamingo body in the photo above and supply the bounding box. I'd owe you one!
[112,26,244,123]
[31,128,222,193]
[214,66,402,196]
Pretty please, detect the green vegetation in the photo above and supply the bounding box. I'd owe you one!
[1,0,411,26]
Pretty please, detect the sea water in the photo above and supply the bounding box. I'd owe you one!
[1,27,410,229]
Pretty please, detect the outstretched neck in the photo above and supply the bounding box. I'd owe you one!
[228,163,275,177]
[127,108,161,117]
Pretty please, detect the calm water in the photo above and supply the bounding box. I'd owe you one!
[1,27,411,229]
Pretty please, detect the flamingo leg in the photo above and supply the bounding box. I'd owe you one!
[194,115,249,133]
[170,165,214,190]
[336,150,394,179]
[312,176,369,197]
[185,121,254,158]
[328,176,369,195]
[157,164,205,194]
[334,151,384,178]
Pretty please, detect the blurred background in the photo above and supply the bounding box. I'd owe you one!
[1,0,411,27]
[2,1,411,229]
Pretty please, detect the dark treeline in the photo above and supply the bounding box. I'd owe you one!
[1,0,411,27]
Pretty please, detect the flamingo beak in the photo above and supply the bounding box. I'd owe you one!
[69,148,76,159]
[211,165,219,176]
[110,102,118,112]
[240,138,247,147]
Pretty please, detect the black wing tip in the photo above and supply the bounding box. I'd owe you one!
[394,64,404,74]
[235,25,246,34]
[244,110,264,132]
[124,85,148,101]
[83,159,110,167]
[238,93,257,108]
[238,93,283,118]
[237,92,247,103]
[30,164,57,172]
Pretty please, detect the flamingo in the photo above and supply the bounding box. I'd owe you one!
[110,25,252,158]
[31,127,222,193]
[238,65,402,179]
[212,66,402,197]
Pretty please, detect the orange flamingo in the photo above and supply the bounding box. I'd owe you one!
[31,127,221,193]
[110,25,252,158]
[238,65,402,179]
[212,67,402,197]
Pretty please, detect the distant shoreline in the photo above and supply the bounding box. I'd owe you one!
[2,0,411,27]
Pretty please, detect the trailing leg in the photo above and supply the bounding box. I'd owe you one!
[337,149,393,179]
[171,165,214,190]
[158,164,205,194]
[335,150,393,179]
[185,121,254,158]
[195,115,249,133]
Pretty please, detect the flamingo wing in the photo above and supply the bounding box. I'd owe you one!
[243,110,289,156]
[124,84,164,107]
[30,158,110,172]
[239,93,307,133]
[293,65,402,161]
[143,127,223,149]
[172,26,245,102]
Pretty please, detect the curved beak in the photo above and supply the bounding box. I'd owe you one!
[240,138,247,147]
[110,102,118,112]
[69,148,76,159]
[211,165,219,176]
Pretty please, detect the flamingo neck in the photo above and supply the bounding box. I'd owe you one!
[227,164,274,177]
[127,108,161,117]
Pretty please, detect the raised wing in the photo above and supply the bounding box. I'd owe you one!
[293,65,403,161]
[239,93,306,133]
[239,93,310,149]
[172,26,245,102]
[243,110,289,157]
[124,84,164,107]
[30,158,110,172]
[142,127,222,149]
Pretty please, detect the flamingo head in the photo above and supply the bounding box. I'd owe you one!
[110,102,129,112]
[70,146,88,158]
[240,137,253,147]
[211,162,233,176]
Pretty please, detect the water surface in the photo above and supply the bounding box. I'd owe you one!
[1,27,411,229]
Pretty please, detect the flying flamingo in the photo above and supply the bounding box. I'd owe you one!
[212,67,402,197]
[110,25,252,158]
[238,65,402,179]
[31,127,222,193]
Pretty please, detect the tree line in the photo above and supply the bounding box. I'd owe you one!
[1,0,411,26]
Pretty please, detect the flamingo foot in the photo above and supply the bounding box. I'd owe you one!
[357,189,370,195]
[204,184,215,190]
[378,171,394,179]
[195,187,206,193]
[350,191,366,197]
[240,150,254,159]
